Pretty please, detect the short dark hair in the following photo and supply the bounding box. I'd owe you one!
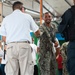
[43,12,51,18]
[12,1,23,11]
[44,12,50,15]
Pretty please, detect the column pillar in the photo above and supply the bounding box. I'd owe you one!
[40,0,43,25]
[0,2,3,23]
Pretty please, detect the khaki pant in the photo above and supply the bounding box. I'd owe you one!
[5,43,34,75]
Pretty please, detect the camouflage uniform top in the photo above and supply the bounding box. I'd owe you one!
[39,23,56,75]
[60,42,69,75]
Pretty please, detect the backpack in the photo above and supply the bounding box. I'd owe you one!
[61,6,75,41]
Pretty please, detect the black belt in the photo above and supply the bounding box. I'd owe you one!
[10,41,30,44]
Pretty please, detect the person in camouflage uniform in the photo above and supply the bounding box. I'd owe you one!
[60,42,69,75]
[39,12,58,75]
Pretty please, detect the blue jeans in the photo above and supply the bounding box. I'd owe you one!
[0,64,5,75]
[58,69,62,75]
[67,41,75,75]
[0,64,2,75]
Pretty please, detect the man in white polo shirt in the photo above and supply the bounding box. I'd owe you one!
[0,1,40,75]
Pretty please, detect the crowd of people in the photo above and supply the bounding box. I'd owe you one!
[0,0,75,75]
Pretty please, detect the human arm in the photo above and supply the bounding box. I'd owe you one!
[54,38,60,56]
[29,15,40,37]
[34,30,40,37]
[0,20,7,44]
[0,18,7,51]
[2,36,6,43]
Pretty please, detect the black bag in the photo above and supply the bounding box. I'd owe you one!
[62,6,75,41]
[67,6,75,41]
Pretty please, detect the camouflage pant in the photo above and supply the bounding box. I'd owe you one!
[39,50,56,75]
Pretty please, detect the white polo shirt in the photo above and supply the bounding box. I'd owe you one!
[0,10,39,44]
[30,44,37,65]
